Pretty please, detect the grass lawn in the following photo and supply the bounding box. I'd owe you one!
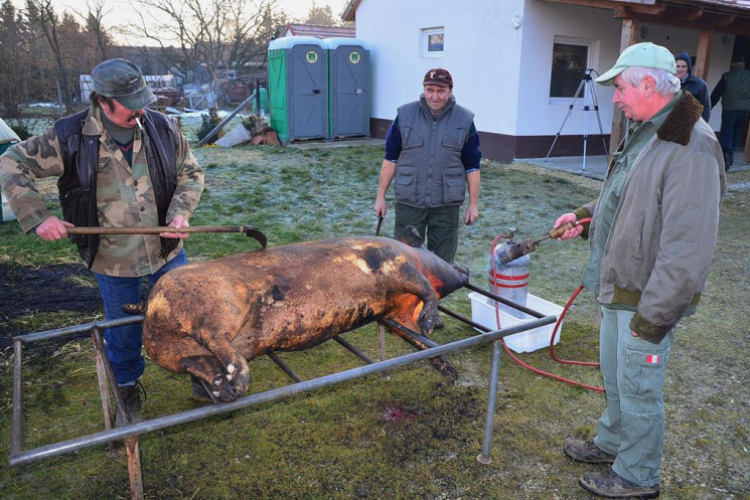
[1,139,748,499]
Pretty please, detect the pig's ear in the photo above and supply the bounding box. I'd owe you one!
[406,226,424,247]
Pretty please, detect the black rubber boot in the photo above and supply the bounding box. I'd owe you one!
[580,469,660,498]
[724,152,733,171]
[563,438,616,464]
[115,381,146,427]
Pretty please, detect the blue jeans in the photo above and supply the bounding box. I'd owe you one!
[94,249,189,385]
[719,109,749,157]
[594,307,675,487]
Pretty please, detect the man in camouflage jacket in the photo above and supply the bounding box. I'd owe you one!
[0,59,204,423]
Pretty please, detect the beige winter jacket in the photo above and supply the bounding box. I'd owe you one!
[575,92,726,344]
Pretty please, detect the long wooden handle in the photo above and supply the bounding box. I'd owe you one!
[67,226,252,235]
[547,221,578,240]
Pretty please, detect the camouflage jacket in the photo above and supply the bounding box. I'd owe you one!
[0,106,204,277]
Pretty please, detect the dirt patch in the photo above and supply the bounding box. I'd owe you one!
[0,263,100,319]
[0,263,150,349]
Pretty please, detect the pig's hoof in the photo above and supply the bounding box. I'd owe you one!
[231,370,250,395]
[441,364,459,385]
[212,374,237,402]
[430,356,458,384]
[420,320,434,335]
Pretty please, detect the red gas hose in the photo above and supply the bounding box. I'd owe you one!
[489,218,604,393]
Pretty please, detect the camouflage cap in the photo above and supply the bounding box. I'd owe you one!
[91,58,157,111]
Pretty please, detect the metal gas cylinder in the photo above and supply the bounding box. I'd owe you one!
[490,230,530,319]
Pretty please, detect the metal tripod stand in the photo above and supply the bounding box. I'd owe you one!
[545,68,608,171]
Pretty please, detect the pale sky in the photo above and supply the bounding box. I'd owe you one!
[56,0,350,45]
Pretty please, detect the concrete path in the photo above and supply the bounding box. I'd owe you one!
[287,138,384,150]
[518,149,749,180]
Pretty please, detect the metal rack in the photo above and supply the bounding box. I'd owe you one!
[10,283,555,499]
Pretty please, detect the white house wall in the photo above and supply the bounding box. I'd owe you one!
[352,0,737,159]
[517,0,731,137]
[516,1,621,138]
[355,0,526,135]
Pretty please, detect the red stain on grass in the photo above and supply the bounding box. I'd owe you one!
[382,406,418,423]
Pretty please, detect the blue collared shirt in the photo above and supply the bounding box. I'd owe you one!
[384,116,482,173]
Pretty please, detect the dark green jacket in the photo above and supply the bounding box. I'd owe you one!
[711,67,750,111]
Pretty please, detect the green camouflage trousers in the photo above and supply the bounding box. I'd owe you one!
[394,203,460,263]
[594,306,675,487]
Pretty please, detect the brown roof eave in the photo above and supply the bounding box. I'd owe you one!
[342,0,361,22]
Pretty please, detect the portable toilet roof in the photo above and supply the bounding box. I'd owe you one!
[322,37,370,50]
[268,36,325,51]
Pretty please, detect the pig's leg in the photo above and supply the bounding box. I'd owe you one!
[385,319,458,384]
[196,334,251,395]
[384,268,440,336]
[179,355,241,402]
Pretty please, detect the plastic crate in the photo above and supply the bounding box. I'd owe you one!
[468,292,563,353]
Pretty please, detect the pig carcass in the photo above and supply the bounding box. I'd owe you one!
[141,235,469,402]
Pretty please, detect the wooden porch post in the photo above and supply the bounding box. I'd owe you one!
[693,29,714,81]
[609,17,637,155]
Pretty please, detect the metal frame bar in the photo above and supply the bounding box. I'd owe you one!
[9,285,556,471]
[267,352,304,383]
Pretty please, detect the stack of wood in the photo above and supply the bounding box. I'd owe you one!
[215,115,280,147]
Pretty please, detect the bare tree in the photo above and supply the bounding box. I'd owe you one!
[70,0,113,61]
[26,0,74,112]
[127,0,284,83]
[305,1,336,26]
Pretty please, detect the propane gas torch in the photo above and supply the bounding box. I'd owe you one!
[494,221,582,265]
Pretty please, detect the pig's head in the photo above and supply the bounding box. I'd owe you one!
[418,250,470,298]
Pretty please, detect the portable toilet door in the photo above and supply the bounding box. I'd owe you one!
[325,38,370,140]
[268,40,290,141]
[268,36,328,142]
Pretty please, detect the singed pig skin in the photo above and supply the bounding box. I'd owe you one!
[142,236,469,401]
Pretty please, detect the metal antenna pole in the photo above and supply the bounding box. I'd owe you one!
[582,78,590,171]
[544,77,587,162]
[588,75,609,160]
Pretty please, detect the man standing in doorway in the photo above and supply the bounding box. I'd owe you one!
[711,54,750,170]
[555,43,725,498]
[374,68,481,268]
[0,58,204,424]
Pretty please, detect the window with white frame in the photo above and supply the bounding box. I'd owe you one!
[549,36,599,100]
[422,27,444,57]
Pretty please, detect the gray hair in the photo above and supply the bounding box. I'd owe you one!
[620,67,680,96]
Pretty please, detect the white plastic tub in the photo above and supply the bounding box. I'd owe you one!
[468,292,563,353]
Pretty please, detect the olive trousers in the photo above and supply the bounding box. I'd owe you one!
[594,306,675,487]
[394,203,460,263]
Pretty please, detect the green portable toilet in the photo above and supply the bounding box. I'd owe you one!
[324,38,370,140]
[268,36,328,142]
